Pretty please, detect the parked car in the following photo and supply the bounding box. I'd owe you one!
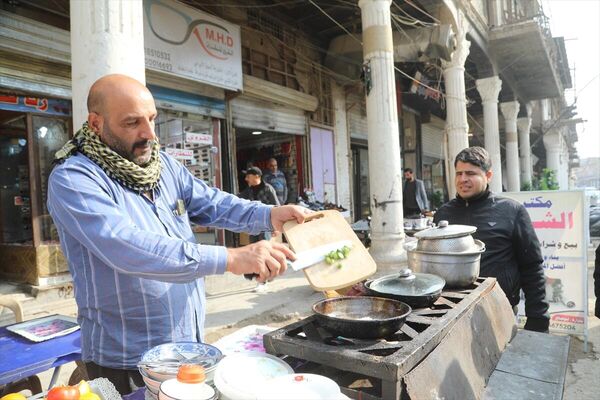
[590,204,600,237]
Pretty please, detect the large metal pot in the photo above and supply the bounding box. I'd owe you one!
[364,269,445,308]
[405,221,486,288]
[312,296,411,339]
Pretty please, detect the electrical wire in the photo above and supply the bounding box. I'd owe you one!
[186,0,305,8]
[308,0,363,45]
[404,0,441,24]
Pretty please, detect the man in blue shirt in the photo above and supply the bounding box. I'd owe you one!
[47,74,307,393]
[263,158,288,205]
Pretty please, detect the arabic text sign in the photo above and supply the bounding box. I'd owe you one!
[504,191,588,335]
[185,132,212,145]
[143,0,242,90]
[165,147,194,160]
[0,94,71,116]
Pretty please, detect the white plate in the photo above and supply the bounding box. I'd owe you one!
[213,352,293,400]
[257,373,344,400]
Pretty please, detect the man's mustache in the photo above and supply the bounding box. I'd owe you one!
[133,140,157,149]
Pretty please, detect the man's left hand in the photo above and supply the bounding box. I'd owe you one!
[270,205,311,233]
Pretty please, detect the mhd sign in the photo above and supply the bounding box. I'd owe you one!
[143,0,242,90]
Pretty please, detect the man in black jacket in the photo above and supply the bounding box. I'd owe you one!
[434,147,549,332]
[594,244,600,318]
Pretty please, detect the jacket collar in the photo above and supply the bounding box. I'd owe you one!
[455,186,491,206]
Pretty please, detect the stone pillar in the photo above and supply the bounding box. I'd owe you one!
[331,81,353,215]
[517,103,533,188]
[500,101,520,192]
[442,13,470,198]
[358,0,405,266]
[475,76,502,193]
[543,128,562,188]
[70,0,146,128]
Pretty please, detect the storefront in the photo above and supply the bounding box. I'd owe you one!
[347,90,370,220]
[0,93,71,285]
[421,115,448,208]
[149,84,226,246]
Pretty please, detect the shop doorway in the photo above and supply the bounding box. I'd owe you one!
[234,128,303,204]
[309,127,336,203]
[351,144,370,219]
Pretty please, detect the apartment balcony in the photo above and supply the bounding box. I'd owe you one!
[488,2,570,101]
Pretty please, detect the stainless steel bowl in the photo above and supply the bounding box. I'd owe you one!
[406,240,485,288]
[416,234,476,253]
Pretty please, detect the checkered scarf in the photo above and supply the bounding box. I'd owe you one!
[54,122,162,192]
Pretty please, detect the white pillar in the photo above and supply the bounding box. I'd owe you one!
[475,76,503,193]
[500,101,520,192]
[560,143,570,189]
[332,81,353,215]
[517,104,533,188]
[359,0,405,266]
[543,128,562,188]
[70,0,146,128]
[441,13,470,198]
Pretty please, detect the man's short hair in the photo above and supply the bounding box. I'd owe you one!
[454,146,492,172]
[403,168,413,174]
[243,166,262,176]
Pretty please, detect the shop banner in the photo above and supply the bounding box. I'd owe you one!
[143,0,242,90]
[165,148,194,161]
[0,94,71,116]
[504,190,588,335]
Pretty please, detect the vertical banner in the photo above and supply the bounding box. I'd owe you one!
[504,190,588,336]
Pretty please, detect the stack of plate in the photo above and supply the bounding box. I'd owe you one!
[137,342,222,399]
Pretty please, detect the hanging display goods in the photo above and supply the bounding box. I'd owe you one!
[504,191,588,338]
[143,0,243,90]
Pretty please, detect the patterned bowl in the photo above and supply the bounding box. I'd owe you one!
[138,342,223,384]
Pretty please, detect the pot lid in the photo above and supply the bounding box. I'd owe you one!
[369,269,445,297]
[414,220,476,239]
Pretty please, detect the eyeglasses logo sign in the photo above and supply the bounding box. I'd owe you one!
[145,0,235,60]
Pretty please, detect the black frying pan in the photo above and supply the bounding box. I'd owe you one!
[312,296,411,339]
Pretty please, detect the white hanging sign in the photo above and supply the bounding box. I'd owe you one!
[166,147,194,160]
[504,190,589,336]
[185,132,213,145]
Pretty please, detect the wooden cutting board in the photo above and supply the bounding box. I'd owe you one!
[283,210,377,291]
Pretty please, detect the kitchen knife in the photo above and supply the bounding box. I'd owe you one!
[288,240,354,271]
[244,240,354,280]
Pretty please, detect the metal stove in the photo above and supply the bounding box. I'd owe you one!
[264,278,497,400]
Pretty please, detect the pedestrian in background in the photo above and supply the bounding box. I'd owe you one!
[239,166,280,242]
[403,167,428,217]
[594,243,599,318]
[263,157,288,205]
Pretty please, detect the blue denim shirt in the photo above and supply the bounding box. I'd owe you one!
[47,152,272,369]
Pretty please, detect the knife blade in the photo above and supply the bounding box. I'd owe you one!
[289,240,354,271]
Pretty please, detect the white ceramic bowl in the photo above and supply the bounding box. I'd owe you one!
[213,352,294,400]
[257,373,345,400]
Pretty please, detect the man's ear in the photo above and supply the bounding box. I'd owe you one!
[486,169,493,182]
[87,112,103,135]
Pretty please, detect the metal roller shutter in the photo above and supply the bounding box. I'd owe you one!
[347,92,368,140]
[421,117,445,159]
[230,96,307,135]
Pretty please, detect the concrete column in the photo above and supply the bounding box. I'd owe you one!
[500,101,520,191]
[543,128,562,188]
[358,0,405,266]
[560,143,570,189]
[70,0,146,127]
[475,76,502,193]
[331,81,353,215]
[517,104,533,187]
[441,13,470,198]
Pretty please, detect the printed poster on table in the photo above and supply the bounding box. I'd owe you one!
[504,190,588,335]
[143,0,243,90]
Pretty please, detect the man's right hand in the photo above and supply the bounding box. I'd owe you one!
[226,240,296,283]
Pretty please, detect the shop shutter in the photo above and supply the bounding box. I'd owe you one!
[347,92,368,140]
[421,117,445,159]
[230,96,307,135]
